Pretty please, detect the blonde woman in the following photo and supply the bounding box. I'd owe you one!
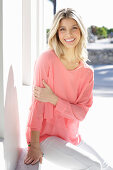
[24,8,112,170]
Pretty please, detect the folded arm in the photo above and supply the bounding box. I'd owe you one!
[54,75,94,121]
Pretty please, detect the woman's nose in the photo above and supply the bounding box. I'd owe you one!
[66,30,72,36]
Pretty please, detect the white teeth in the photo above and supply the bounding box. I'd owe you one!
[65,39,75,42]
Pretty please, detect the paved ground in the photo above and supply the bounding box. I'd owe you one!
[93,64,113,97]
[87,38,113,49]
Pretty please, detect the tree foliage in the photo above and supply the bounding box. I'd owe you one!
[89,25,113,39]
[97,27,107,38]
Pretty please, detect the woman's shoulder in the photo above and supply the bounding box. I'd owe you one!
[81,61,94,73]
[38,49,56,62]
[34,49,56,69]
[80,61,94,81]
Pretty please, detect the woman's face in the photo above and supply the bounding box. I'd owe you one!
[57,18,81,49]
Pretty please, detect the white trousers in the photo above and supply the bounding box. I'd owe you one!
[40,136,107,170]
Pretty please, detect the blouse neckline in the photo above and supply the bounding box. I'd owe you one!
[51,50,83,73]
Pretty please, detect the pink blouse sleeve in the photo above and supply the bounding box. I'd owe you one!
[54,70,94,121]
[27,53,50,132]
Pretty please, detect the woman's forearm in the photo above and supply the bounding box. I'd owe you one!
[31,130,40,146]
[25,130,43,165]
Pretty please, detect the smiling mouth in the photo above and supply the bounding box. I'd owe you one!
[64,38,75,43]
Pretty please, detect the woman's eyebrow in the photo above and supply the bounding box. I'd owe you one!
[72,24,79,26]
[59,26,65,28]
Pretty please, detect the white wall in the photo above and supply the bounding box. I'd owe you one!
[3,0,22,170]
[0,0,4,139]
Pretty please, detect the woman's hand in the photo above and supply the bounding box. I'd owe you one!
[24,144,43,165]
[33,80,58,105]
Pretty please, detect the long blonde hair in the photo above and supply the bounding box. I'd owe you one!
[48,8,88,62]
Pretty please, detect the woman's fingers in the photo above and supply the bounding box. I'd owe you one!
[39,156,42,164]
[33,89,39,95]
[31,153,43,165]
[33,89,39,98]
[24,156,31,163]
[24,157,34,165]
[24,155,43,165]
[31,154,43,165]
[34,86,39,90]
[31,158,39,165]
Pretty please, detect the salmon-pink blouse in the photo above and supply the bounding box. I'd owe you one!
[26,49,94,146]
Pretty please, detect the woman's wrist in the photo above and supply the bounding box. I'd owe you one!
[30,131,40,146]
[50,94,58,106]
[31,141,40,144]
[29,141,40,147]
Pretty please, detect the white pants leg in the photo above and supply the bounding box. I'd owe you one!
[40,136,101,170]
[77,140,108,168]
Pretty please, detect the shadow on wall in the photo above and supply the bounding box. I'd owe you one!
[4,66,20,170]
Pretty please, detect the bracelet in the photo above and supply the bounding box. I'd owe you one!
[28,143,31,147]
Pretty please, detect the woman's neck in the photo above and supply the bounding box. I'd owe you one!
[62,48,76,63]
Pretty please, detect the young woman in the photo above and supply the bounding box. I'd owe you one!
[24,8,112,170]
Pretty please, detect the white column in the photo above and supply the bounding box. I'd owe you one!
[31,0,47,84]
[22,0,31,85]
[22,0,46,85]
[36,0,46,58]
[30,0,38,84]
[31,0,46,83]
[0,0,4,139]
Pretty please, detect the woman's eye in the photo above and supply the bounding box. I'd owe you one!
[59,28,65,31]
[73,27,78,30]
